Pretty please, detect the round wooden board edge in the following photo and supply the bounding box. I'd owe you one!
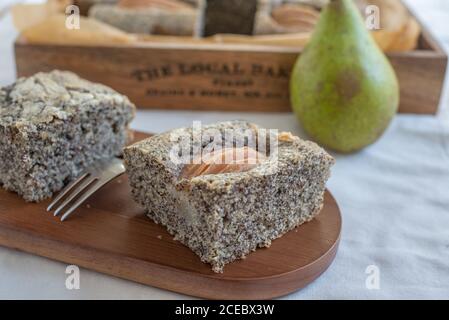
[103,190,340,300]
[174,190,342,299]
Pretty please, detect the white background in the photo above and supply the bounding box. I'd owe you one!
[0,0,448,299]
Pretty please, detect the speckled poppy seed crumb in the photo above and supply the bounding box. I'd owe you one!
[0,70,136,202]
[124,120,334,273]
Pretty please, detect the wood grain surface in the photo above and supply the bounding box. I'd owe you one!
[0,132,341,299]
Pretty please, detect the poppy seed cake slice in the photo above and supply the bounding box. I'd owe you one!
[0,70,136,202]
[123,121,334,273]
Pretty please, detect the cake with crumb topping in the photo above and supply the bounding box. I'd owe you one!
[124,120,334,273]
[0,70,135,202]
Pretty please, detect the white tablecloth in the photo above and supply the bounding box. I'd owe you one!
[0,0,448,299]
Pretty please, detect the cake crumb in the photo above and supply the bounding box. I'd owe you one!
[124,120,334,273]
[0,70,135,202]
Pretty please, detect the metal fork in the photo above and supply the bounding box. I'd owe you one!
[47,158,126,221]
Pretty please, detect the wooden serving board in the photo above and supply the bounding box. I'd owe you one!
[0,132,341,299]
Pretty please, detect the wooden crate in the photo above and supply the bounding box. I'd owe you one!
[14,21,447,114]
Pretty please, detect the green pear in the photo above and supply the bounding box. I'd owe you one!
[290,0,399,153]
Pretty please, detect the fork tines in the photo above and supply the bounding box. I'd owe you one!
[46,158,125,221]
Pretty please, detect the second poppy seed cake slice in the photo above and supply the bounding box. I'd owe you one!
[123,121,334,273]
[0,70,136,202]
